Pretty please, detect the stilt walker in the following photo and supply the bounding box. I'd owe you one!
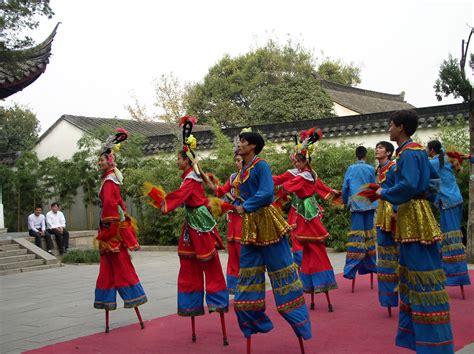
[281,128,339,312]
[374,141,399,316]
[427,141,471,296]
[233,129,311,354]
[342,146,377,290]
[145,116,229,345]
[206,153,244,295]
[376,110,453,353]
[94,128,147,332]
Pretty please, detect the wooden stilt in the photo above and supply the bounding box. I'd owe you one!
[220,313,229,346]
[370,273,374,289]
[387,307,392,317]
[191,316,196,342]
[105,309,110,333]
[352,278,356,293]
[310,291,315,310]
[247,336,251,354]
[325,291,334,312]
[461,285,465,300]
[298,336,305,354]
[134,307,145,329]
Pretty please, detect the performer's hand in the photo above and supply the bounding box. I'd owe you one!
[391,211,397,220]
[376,188,382,197]
[235,205,245,215]
[205,179,216,191]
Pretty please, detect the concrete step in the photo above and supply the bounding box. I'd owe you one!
[0,243,20,251]
[0,248,28,257]
[0,254,36,264]
[0,259,44,270]
[0,239,13,246]
[0,263,62,276]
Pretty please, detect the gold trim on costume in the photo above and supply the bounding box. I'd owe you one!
[395,200,442,244]
[375,200,393,231]
[241,205,292,245]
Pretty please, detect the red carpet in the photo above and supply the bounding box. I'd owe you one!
[26,271,474,354]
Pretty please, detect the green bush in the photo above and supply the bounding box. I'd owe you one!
[62,249,100,264]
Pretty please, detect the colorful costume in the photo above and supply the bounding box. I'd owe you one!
[94,169,147,311]
[381,139,453,353]
[234,156,312,340]
[342,160,377,279]
[215,172,243,294]
[163,167,229,316]
[282,169,338,295]
[375,160,399,308]
[429,154,471,287]
[273,168,303,266]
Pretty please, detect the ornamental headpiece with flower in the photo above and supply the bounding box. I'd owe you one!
[101,128,129,183]
[178,116,198,161]
[294,127,323,160]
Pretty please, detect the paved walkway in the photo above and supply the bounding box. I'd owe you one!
[0,251,472,353]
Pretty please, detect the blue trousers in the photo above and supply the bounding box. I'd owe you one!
[376,227,399,307]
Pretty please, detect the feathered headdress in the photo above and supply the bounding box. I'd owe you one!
[101,128,129,183]
[295,127,323,159]
[179,116,198,161]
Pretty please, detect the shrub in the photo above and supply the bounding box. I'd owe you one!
[62,249,100,264]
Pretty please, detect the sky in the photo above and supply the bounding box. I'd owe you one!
[3,0,473,135]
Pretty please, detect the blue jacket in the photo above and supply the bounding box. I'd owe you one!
[240,157,274,213]
[342,160,376,212]
[429,154,463,209]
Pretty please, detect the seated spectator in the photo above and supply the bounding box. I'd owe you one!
[46,202,70,255]
[28,205,53,254]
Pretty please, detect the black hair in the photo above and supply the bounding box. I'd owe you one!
[51,202,60,208]
[376,141,395,159]
[34,204,42,210]
[178,150,192,165]
[389,110,418,136]
[355,146,367,160]
[427,140,444,168]
[239,132,265,154]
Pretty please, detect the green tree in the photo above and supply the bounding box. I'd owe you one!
[434,54,472,102]
[0,104,40,152]
[0,0,54,51]
[185,40,335,126]
[317,58,361,86]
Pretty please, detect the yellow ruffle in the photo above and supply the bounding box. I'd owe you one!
[399,265,446,290]
[241,205,292,245]
[375,200,393,231]
[399,284,450,306]
[395,200,442,244]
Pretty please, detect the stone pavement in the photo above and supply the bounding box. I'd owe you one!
[0,251,472,354]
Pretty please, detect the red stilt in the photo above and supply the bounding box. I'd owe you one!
[105,309,110,333]
[325,291,334,312]
[134,307,145,329]
[310,291,315,310]
[387,307,392,317]
[191,316,196,342]
[247,336,251,354]
[370,273,374,289]
[298,336,305,354]
[460,285,465,300]
[351,278,356,293]
[220,313,229,346]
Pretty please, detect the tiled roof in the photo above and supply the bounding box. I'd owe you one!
[38,115,210,143]
[142,103,468,154]
[0,23,59,99]
[320,80,415,114]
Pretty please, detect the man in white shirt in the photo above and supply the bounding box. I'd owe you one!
[46,202,70,254]
[28,205,53,254]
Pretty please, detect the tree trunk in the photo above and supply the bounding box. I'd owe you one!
[467,99,474,262]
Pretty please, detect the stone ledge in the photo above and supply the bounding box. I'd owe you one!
[13,238,59,265]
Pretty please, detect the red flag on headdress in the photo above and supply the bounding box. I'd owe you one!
[178,116,198,127]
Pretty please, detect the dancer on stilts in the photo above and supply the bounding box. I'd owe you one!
[280,128,339,312]
[233,129,311,354]
[375,110,453,353]
[94,128,147,333]
[206,153,244,295]
[145,116,229,346]
[374,141,399,317]
[427,140,471,298]
[342,146,377,292]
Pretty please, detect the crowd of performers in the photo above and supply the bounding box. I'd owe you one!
[92,110,471,354]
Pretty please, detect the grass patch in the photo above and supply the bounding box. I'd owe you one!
[62,249,100,264]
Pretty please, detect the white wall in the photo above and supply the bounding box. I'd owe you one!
[35,120,87,160]
[333,102,359,116]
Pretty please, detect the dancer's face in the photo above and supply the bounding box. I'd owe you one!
[98,155,111,171]
[375,145,389,161]
[388,121,402,142]
[238,139,255,157]
[177,153,190,171]
[234,155,243,170]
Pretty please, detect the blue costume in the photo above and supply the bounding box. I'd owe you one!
[234,156,312,340]
[375,159,399,308]
[342,160,377,279]
[429,154,471,287]
[381,139,453,354]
